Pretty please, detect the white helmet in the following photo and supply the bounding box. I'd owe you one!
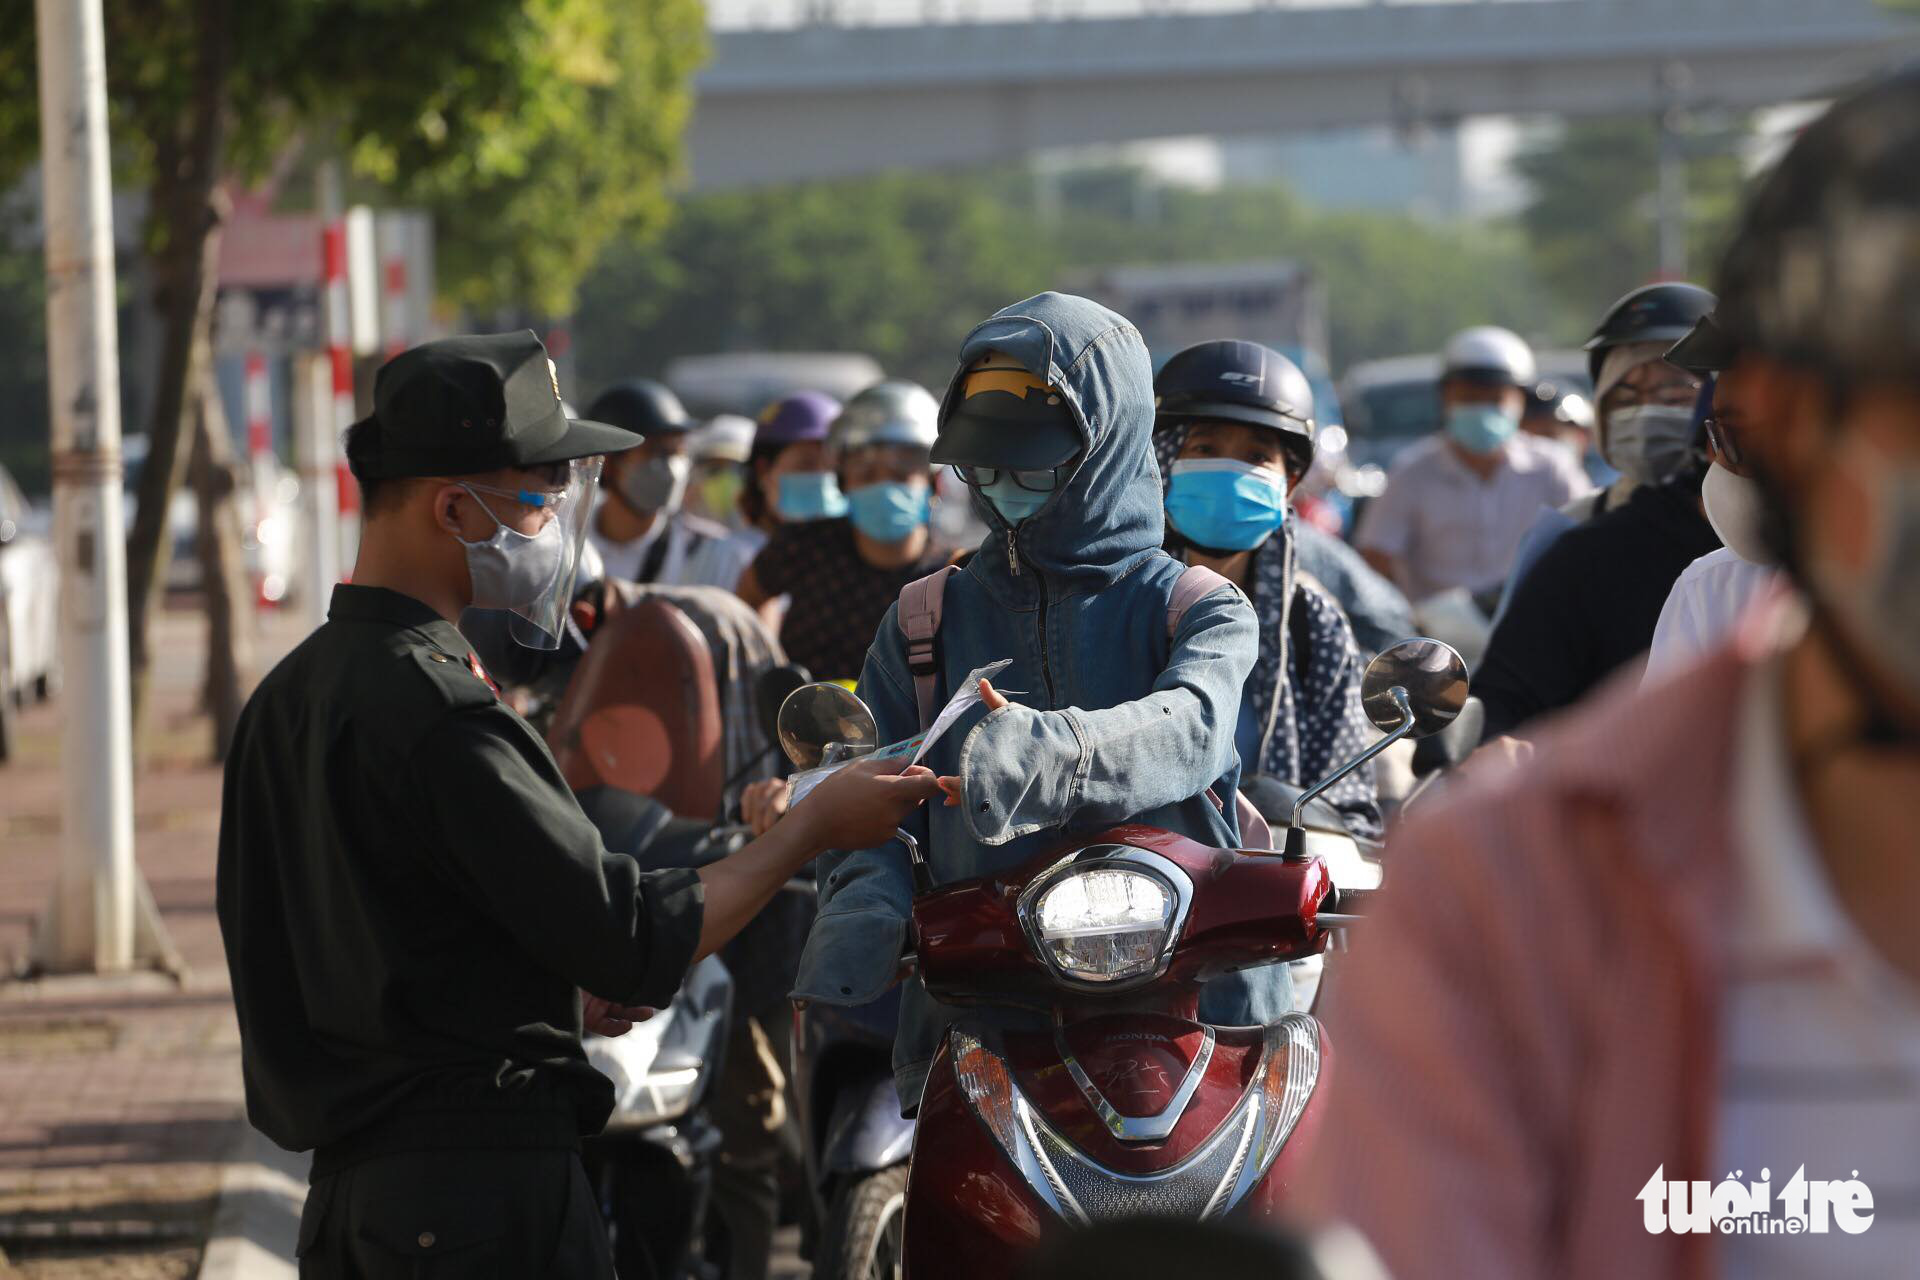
[1442,326,1537,387]
[690,413,756,464]
[830,379,940,455]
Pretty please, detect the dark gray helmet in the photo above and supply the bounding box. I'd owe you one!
[1713,67,1920,382]
[1154,339,1316,470]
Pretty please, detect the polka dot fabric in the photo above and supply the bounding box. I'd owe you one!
[751,517,952,682]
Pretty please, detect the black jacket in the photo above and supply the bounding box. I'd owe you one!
[1475,481,1722,740]
[216,585,704,1156]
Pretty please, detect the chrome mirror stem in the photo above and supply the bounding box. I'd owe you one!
[1289,686,1414,833]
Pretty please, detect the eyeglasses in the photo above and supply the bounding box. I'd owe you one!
[462,479,572,510]
[951,464,1065,493]
[1700,416,1747,467]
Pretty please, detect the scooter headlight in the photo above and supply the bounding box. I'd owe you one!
[1026,863,1178,984]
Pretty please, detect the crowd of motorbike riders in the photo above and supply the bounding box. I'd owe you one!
[220,68,1920,1280]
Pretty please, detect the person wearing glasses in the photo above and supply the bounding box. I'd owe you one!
[1642,312,1791,682]
[216,333,943,1277]
[788,293,1261,1114]
[734,380,953,681]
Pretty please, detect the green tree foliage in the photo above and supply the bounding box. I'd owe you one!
[0,0,703,722]
[574,167,1556,399]
[1512,114,1752,324]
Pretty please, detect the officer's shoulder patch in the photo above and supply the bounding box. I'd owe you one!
[402,644,499,714]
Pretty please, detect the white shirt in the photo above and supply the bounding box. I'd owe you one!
[1355,432,1591,603]
[1644,548,1785,685]
[584,501,727,588]
[1717,657,1920,1276]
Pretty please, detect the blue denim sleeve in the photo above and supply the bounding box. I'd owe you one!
[955,585,1257,844]
[792,608,923,1004]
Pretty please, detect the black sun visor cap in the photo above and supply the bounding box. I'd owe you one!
[1665,312,1740,377]
[930,359,1083,471]
[352,330,641,480]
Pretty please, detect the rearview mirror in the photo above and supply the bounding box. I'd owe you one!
[776,682,879,770]
[1360,637,1469,740]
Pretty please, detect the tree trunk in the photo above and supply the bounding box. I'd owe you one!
[122,0,233,741]
[189,369,252,762]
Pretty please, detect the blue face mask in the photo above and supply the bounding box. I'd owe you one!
[846,481,930,543]
[978,475,1053,526]
[1164,459,1290,552]
[1445,403,1520,455]
[776,471,847,521]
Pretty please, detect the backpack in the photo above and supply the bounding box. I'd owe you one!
[894,562,1274,849]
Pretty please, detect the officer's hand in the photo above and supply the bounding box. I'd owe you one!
[936,678,1008,805]
[740,777,790,836]
[582,994,656,1038]
[791,756,943,852]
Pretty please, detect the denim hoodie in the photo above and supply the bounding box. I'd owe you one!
[791,293,1272,1109]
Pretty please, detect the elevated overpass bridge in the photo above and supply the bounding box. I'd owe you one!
[686,0,1916,188]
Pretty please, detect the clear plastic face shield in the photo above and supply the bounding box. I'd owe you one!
[457,455,602,650]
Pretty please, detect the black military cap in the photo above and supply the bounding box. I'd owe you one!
[350,331,640,479]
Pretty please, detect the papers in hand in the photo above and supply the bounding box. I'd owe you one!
[787,658,1014,806]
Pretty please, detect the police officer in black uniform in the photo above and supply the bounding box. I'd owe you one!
[216,331,940,1277]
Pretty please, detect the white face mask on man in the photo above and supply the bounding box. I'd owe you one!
[1701,463,1776,565]
[458,485,567,611]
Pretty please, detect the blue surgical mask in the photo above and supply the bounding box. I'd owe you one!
[1445,403,1520,454]
[776,471,847,521]
[1165,459,1290,552]
[846,481,930,543]
[978,475,1052,526]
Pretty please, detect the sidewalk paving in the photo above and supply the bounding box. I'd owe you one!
[0,606,306,1279]
[0,604,811,1279]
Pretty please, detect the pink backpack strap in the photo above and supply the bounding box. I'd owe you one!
[1167,563,1235,643]
[897,565,960,729]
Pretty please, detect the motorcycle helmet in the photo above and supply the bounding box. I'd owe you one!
[1153,339,1316,473]
[829,380,940,456]
[754,390,842,445]
[1441,326,1537,388]
[585,378,692,441]
[1583,283,1716,388]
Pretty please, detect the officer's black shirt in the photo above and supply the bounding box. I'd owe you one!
[1475,481,1723,739]
[216,585,705,1155]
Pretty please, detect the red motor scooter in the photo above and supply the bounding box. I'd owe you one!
[776,638,1469,1278]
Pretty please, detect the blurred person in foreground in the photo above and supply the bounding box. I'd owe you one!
[1303,73,1920,1278]
[216,332,940,1277]
[1355,325,1591,607]
[736,381,952,680]
[1644,312,1791,682]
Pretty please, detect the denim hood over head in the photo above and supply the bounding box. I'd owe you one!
[794,293,1270,1110]
[941,293,1165,595]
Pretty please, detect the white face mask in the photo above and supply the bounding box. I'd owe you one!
[458,486,567,612]
[1603,405,1696,487]
[617,452,690,515]
[1701,463,1776,565]
[1806,435,1920,712]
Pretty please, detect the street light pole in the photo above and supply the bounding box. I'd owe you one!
[31,0,175,974]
